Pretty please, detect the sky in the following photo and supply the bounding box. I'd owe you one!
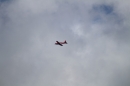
[0,0,130,86]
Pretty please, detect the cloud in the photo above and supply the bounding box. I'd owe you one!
[0,0,130,86]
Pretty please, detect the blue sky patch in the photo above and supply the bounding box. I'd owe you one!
[93,4,113,14]
[0,0,10,2]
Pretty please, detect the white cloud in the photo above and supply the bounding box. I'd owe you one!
[0,0,130,86]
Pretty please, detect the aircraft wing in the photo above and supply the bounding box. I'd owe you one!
[56,41,63,46]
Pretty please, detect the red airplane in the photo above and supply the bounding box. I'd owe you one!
[55,40,67,46]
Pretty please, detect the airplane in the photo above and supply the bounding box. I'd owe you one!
[55,40,67,46]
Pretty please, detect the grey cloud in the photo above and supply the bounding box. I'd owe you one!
[0,0,130,86]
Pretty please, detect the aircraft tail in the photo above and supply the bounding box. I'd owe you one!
[64,40,67,44]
